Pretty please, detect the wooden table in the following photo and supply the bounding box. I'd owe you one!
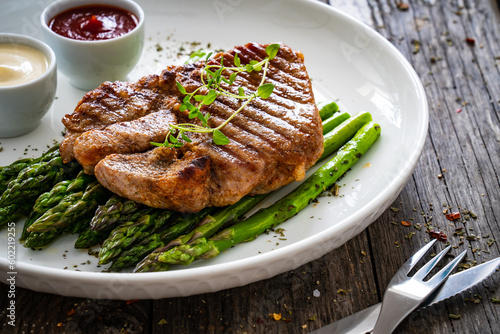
[1,0,499,333]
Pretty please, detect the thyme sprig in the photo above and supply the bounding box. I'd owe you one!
[153,44,280,147]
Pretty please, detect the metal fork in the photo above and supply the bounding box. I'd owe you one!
[372,240,467,334]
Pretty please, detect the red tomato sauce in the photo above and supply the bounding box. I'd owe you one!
[49,5,138,41]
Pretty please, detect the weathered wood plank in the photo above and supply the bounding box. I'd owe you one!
[364,0,500,333]
[149,233,378,333]
[0,286,152,333]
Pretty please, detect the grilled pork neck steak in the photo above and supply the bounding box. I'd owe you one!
[61,43,324,212]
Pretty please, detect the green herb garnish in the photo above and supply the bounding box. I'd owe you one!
[185,49,207,64]
[153,44,280,147]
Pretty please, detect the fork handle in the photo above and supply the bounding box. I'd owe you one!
[371,291,420,334]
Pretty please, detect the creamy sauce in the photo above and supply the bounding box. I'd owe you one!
[0,44,48,86]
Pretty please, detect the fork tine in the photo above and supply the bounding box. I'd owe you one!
[426,250,467,286]
[413,244,451,280]
[401,239,437,274]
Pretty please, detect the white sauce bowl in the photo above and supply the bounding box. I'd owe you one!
[0,33,57,138]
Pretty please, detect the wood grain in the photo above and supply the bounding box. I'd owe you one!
[1,1,498,333]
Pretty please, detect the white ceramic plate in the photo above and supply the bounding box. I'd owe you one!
[0,0,427,299]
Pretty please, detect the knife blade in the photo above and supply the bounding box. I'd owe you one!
[311,256,500,334]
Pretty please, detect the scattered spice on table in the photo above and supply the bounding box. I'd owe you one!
[336,289,350,294]
[465,37,476,46]
[445,212,461,221]
[397,2,410,11]
[427,230,447,242]
[411,40,421,54]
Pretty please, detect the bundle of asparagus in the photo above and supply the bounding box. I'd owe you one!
[0,101,380,273]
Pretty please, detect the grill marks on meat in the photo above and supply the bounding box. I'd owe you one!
[72,109,177,173]
[60,71,185,162]
[64,43,323,212]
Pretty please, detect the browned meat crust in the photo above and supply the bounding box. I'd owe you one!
[72,109,177,173]
[62,43,323,212]
[60,70,185,162]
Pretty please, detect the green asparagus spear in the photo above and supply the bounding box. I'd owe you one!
[134,121,381,272]
[168,195,267,248]
[105,207,216,269]
[322,111,350,135]
[33,171,95,213]
[25,185,110,247]
[108,234,165,271]
[0,154,81,210]
[75,196,145,249]
[320,111,372,161]
[90,195,144,231]
[0,145,74,228]
[0,204,31,228]
[318,100,339,120]
[0,144,60,195]
[24,212,95,248]
[98,210,173,264]
[33,180,72,212]
[157,207,216,244]
[20,172,94,241]
[24,228,65,248]
[27,181,110,233]
[114,196,266,271]
[74,228,110,249]
[20,211,43,241]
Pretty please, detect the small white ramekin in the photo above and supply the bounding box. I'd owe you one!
[40,0,145,90]
[0,33,57,138]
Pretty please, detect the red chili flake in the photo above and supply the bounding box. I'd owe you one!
[397,2,410,11]
[456,108,462,113]
[255,317,265,325]
[427,230,448,242]
[67,308,76,316]
[401,221,412,226]
[126,299,139,305]
[445,212,461,221]
[465,37,476,46]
